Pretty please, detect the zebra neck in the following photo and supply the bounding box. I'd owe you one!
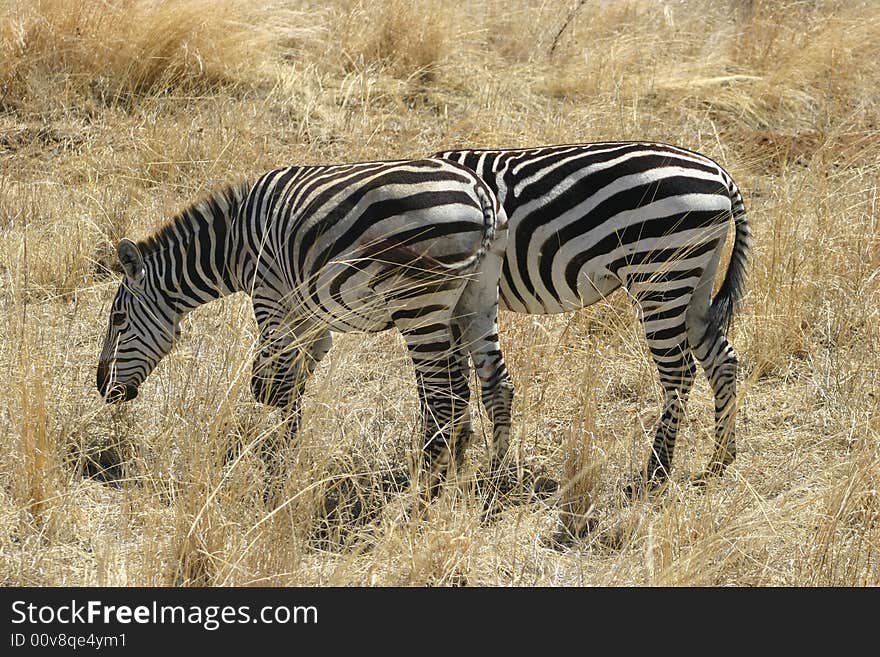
[142,182,251,313]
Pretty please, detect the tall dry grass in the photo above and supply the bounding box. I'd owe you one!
[0,0,280,111]
[1,0,879,586]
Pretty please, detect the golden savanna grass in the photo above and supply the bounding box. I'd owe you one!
[1,0,879,586]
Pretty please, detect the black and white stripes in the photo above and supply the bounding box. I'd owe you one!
[434,142,751,487]
[97,158,513,491]
[96,140,751,497]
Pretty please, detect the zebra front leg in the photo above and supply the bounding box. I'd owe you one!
[250,293,300,432]
[452,256,558,508]
[250,310,332,487]
[451,248,515,480]
[250,344,307,491]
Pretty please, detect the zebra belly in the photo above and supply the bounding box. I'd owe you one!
[297,264,395,333]
[499,237,622,315]
[298,259,468,334]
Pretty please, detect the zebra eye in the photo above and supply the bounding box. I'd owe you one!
[111,311,126,327]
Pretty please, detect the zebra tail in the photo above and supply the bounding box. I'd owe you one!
[452,180,501,273]
[706,183,752,336]
[362,180,501,280]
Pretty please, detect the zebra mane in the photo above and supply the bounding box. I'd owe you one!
[137,180,252,257]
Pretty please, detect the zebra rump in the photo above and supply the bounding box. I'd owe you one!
[434,141,752,488]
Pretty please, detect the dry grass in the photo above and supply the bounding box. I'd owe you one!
[0,0,280,111]
[1,0,879,586]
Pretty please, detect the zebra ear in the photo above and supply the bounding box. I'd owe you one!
[117,239,145,283]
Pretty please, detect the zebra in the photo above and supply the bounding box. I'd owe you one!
[433,142,751,493]
[96,158,514,495]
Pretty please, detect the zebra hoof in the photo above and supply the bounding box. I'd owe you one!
[483,465,518,495]
[622,477,645,502]
[689,468,722,489]
[689,476,710,491]
[311,468,412,551]
[690,457,733,488]
[622,475,665,503]
[250,375,289,408]
[543,530,575,551]
[480,464,557,504]
[477,468,559,524]
[530,474,559,499]
[480,498,503,525]
[380,468,411,493]
[544,517,597,551]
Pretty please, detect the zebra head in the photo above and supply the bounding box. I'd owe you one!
[97,239,181,403]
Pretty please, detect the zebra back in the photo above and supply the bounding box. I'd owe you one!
[433,141,751,319]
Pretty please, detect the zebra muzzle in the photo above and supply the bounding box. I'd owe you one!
[104,383,138,404]
[97,361,138,403]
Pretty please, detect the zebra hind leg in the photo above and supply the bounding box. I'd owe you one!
[624,291,697,501]
[395,314,472,501]
[449,320,475,471]
[689,324,738,484]
[685,237,738,485]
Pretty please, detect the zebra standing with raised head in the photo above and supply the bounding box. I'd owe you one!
[434,142,751,492]
[96,158,513,494]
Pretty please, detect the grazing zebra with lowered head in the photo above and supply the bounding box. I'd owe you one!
[96,158,513,495]
[434,142,751,493]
